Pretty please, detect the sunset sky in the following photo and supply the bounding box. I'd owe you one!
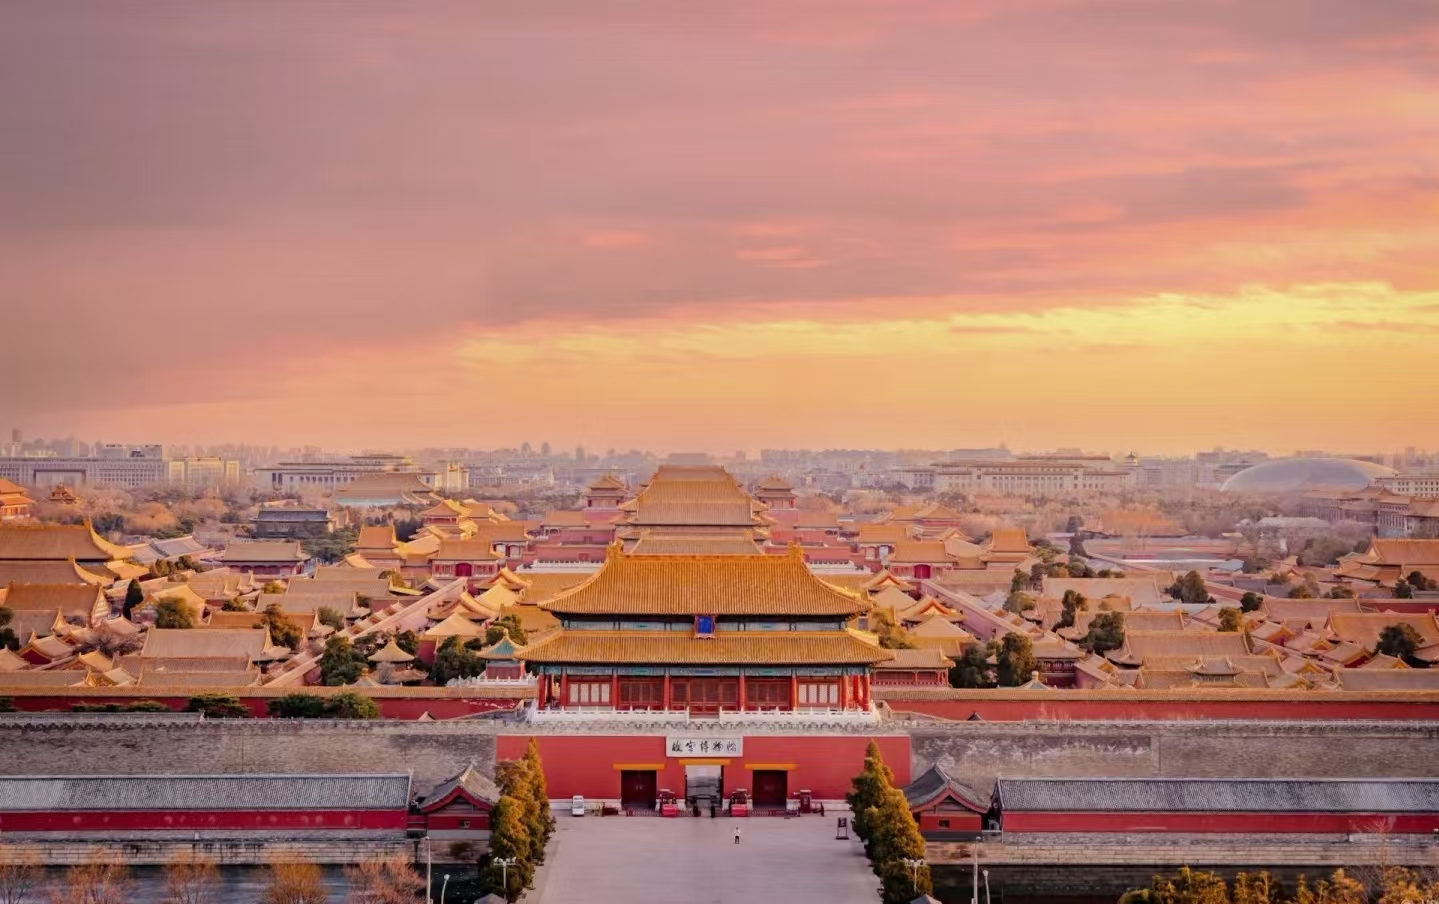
[3,1,1438,455]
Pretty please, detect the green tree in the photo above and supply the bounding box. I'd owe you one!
[1167,570,1213,605]
[485,614,529,647]
[323,692,379,719]
[1394,579,1414,599]
[256,603,303,651]
[845,740,895,845]
[154,598,195,629]
[1377,623,1424,663]
[949,646,993,688]
[876,857,932,904]
[430,635,485,685]
[990,632,1038,687]
[1239,591,1263,613]
[482,796,534,902]
[261,581,286,594]
[315,607,346,632]
[221,598,251,612]
[1056,590,1087,629]
[185,693,251,719]
[522,737,555,854]
[869,608,914,650]
[267,693,327,719]
[317,636,364,686]
[497,759,546,864]
[394,630,419,655]
[0,696,15,713]
[0,607,17,651]
[301,528,358,565]
[1010,569,1033,593]
[1218,607,1243,632]
[865,787,932,903]
[123,580,144,619]
[1003,591,1036,615]
[1067,557,1095,578]
[864,786,926,865]
[1080,611,1125,656]
[1405,570,1437,591]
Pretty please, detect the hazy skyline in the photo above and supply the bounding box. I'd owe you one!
[3,2,1438,454]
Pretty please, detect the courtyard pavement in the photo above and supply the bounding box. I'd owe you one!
[541,811,880,904]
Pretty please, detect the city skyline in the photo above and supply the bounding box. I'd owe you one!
[4,2,1438,453]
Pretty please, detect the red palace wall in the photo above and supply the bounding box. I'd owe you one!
[0,693,524,720]
[917,811,984,834]
[883,696,1439,721]
[496,734,910,801]
[1002,812,1439,834]
[0,810,406,833]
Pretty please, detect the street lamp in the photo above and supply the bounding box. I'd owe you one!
[494,857,518,897]
[440,874,450,904]
[901,858,926,894]
[983,868,992,904]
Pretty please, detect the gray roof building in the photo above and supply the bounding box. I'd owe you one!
[995,778,1439,813]
[0,773,413,812]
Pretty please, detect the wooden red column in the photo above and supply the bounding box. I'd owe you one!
[738,672,747,712]
[611,673,620,709]
[560,672,570,709]
[790,674,799,711]
[662,672,671,711]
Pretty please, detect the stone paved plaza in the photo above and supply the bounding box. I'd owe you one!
[542,812,881,904]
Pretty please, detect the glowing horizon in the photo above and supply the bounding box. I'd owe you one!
[4,3,1438,454]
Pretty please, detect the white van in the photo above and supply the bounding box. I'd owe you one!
[570,795,585,817]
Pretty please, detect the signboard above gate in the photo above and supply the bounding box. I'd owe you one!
[666,736,742,757]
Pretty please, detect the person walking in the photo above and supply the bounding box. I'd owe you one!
[734,826,741,845]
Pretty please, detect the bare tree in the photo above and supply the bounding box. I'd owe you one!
[344,854,423,904]
[48,857,130,904]
[0,854,43,904]
[162,854,219,904]
[259,861,329,904]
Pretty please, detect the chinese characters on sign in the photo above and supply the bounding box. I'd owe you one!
[665,736,743,757]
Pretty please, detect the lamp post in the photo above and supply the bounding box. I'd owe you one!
[983,868,992,904]
[425,836,433,904]
[902,858,926,894]
[440,874,450,904]
[494,857,518,898]
[972,838,980,904]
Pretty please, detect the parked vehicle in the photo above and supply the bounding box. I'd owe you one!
[570,795,585,817]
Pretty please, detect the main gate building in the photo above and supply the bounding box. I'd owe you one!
[522,544,891,714]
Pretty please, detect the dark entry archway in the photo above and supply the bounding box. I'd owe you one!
[620,770,657,809]
[752,770,788,808]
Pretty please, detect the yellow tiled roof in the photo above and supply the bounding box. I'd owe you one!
[1370,539,1439,567]
[517,572,592,605]
[624,466,761,527]
[0,560,105,587]
[435,538,503,561]
[0,522,131,562]
[630,531,764,556]
[543,548,864,617]
[0,583,104,615]
[520,630,893,665]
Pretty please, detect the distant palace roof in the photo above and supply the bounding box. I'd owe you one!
[622,465,764,528]
[542,547,865,617]
[629,531,764,556]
